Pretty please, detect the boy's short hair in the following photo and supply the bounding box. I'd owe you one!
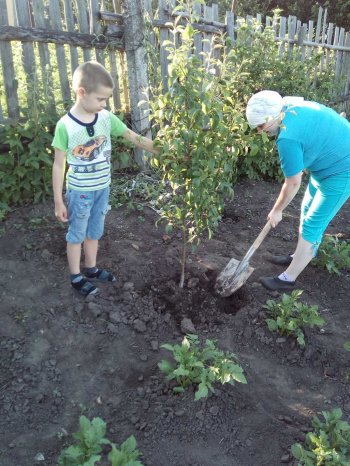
[72,61,114,93]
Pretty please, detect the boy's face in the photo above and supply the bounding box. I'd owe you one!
[77,85,113,114]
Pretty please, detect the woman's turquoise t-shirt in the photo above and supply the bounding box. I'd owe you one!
[276,102,350,179]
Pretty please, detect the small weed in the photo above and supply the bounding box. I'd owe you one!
[58,415,144,466]
[291,408,350,465]
[14,312,27,323]
[158,334,247,401]
[29,217,47,229]
[314,235,350,275]
[264,290,325,346]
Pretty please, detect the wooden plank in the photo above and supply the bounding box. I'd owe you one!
[278,16,286,57]
[0,25,123,48]
[89,0,105,63]
[335,28,345,78]
[321,7,328,44]
[325,23,334,69]
[297,24,307,61]
[76,0,91,61]
[109,50,121,109]
[0,0,19,118]
[225,11,234,45]
[63,0,79,74]
[342,33,350,112]
[32,0,56,106]
[333,26,340,75]
[119,51,130,112]
[14,0,36,88]
[49,0,71,105]
[6,0,17,26]
[159,0,169,91]
[306,20,313,60]
[288,15,297,55]
[203,5,213,68]
[212,3,220,64]
[315,7,323,43]
[123,0,151,169]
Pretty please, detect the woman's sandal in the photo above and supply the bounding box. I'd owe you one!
[83,268,116,282]
[71,278,99,296]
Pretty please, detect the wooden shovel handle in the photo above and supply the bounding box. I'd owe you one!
[251,221,272,250]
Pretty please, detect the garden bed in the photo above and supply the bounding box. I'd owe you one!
[1,179,350,466]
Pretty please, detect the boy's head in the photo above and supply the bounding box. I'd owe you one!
[72,61,114,94]
[72,61,114,114]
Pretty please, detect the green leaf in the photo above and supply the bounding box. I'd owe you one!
[344,341,350,351]
[158,360,174,374]
[195,382,209,401]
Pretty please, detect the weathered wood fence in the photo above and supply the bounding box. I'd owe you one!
[1,1,350,149]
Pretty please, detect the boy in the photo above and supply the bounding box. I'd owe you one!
[52,61,158,296]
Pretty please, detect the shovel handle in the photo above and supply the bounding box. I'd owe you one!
[251,221,272,250]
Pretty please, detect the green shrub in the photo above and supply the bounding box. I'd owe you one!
[264,290,325,346]
[158,334,247,400]
[314,235,350,275]
[291,408,350,465]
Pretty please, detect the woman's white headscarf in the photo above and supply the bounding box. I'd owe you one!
[246,90,304,128]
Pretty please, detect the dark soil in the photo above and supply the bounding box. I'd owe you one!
[1,179,350,466]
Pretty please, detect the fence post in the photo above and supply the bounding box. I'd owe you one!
[122,0,152,170]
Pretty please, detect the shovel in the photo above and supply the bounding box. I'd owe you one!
[215,221,272,297]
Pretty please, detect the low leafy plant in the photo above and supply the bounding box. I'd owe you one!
[313,235,350,275]
[291,408,350,465]
[110,172,165,212]
[58,415,143,466]
[158,334,247,400]
[264,290,325,346]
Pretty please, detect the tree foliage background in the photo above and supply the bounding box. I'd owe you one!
[209,0,350,32]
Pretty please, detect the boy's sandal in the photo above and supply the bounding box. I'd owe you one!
[83,268,116,282]
[71,278,99,296]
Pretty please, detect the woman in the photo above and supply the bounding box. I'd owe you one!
[245,90,350,291]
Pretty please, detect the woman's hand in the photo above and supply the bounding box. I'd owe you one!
[268,209,282,228]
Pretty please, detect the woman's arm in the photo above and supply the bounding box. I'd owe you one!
[268,172,302,227]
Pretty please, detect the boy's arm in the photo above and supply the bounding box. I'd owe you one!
[122,128,160,154]
[52,149,68,222]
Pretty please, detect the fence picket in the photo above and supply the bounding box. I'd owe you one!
[14,0,37,94]
[159,0,169,91]
[48,0,71,105]
[63,0,79,74]
[76,0,92,61]
[335,28,345,78]
[193,2,202,60]
[31,0,56,107]
[89,0,105,65]
[0,0,19,118]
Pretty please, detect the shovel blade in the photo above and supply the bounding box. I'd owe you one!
[215,258,254,297]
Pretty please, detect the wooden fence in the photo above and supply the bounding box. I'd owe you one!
[143,1,350,109]
[1,1,350,146]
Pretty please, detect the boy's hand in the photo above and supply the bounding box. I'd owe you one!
[54,202,68,222]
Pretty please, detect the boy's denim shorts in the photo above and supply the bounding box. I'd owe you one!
[65,187,110,244]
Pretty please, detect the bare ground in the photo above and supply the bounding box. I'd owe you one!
[1,179,350,466]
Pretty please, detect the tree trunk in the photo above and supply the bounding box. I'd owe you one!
[179,227,187,288]
[122,0,152,170]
